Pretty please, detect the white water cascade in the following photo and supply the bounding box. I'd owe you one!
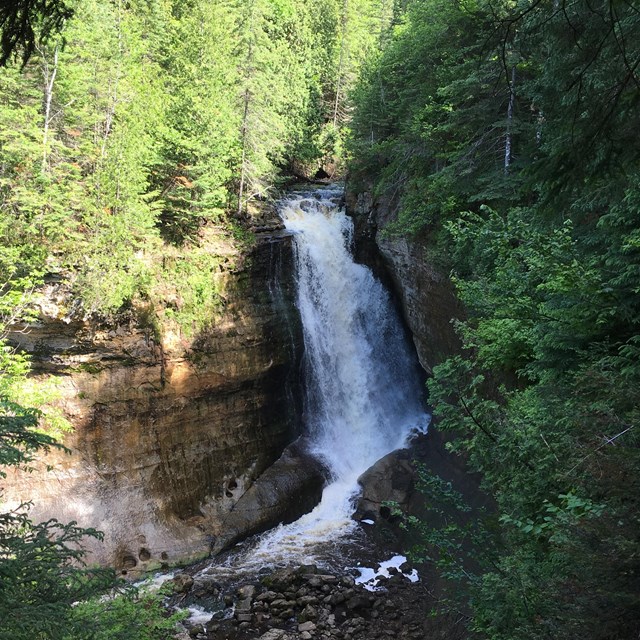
[215,185,429,569]
[283,187,427,484]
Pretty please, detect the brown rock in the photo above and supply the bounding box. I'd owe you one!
[2,231,308,570]
[172,573,194,593]
[355,449,415,521]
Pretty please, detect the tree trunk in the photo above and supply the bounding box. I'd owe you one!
[504,65,516,174]
[238,88,250,216]
[237,0,257,216]
[41,45,58,173]
[333,0,348,128]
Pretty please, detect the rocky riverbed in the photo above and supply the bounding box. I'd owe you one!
[158,428,483,640]
[170,559,463,640]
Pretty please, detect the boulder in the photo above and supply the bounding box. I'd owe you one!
[172,573,194,594]
[354,449,415,522]
[210,441,327,554]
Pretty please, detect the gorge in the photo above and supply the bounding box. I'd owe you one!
[2,1,639,638]
[3,185,437,573]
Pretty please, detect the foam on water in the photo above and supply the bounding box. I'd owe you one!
[354,554,420,591]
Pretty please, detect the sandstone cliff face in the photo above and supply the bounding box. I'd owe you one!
[346,188,462,375]
[3,230,307,574]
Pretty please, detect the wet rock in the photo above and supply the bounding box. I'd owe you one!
[298,564,318,575]
[192,576,221,597]
[236,599,252,614]
[258,631,291,640]
[301,604,318,620]
[210,443,327,554]
[298,621,317,633]
[354,450,415,522]
[346,596,372,611]
[271,599,288,608]
[172,573,194,593]
[237,584,256,600]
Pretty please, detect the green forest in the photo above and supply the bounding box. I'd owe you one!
[1,0,640,638]
[350,1,640,638]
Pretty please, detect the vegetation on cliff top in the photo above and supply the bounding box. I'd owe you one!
[0,0,392,329]
[350,1,640,638]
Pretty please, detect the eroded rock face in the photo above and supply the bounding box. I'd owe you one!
[2,231,306,573]
[346,188,462,374]
[210,441,327,555]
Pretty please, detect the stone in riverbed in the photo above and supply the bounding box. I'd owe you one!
[271,598,288,608]
[236,599,251,614]
[301,604,318,620]
[238,584,256,600]
[354,450,415,522]
[210,443,327,555]
[258,630,291,640]
[346,595,372,611]
[172,573,194,593]
[298,621,317,633]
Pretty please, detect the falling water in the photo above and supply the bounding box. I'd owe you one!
[283,186,427,482]
[205,185,429,570]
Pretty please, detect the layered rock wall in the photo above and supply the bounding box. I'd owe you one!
[3,230,306,573]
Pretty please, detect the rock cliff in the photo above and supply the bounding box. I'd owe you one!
[346,188,462,375]
[3,227,312,574]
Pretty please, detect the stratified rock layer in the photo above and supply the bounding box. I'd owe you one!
[3,230,307,573]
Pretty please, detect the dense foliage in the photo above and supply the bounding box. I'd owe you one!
[0,0,393,327]
[351,1,640,638]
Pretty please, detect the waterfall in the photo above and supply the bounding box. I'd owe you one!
[282,186,427,482]
[175,186,429,626]
[231,185,428,565]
